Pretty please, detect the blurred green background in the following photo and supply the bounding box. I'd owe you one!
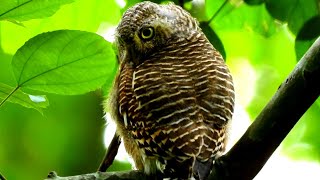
[0,0,320,179]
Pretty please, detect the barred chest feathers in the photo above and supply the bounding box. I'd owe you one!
[107,1,235,179]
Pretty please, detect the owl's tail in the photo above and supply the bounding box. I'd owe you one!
[193,158,214,180]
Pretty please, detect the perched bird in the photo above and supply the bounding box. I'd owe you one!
[105,1,234,179]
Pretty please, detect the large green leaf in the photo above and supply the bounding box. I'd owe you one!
[265,0,319,35]
[0,0,74,22]
[11,30,117,95]
[0,82,48,113]
[295,16,320,60]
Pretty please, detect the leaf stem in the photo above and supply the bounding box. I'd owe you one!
[206,0,229,25]
[0,86,20,108]
[0,171,6,180]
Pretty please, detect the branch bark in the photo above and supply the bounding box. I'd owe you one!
[45,171,151,180]
[98,133,121,172]
[46,37,320,180]
[208,37,320,179]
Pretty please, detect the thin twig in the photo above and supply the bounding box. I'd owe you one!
[206,0,229,25]
[98,133,121,172]
[0,172,6,180]
[0,86,20,108]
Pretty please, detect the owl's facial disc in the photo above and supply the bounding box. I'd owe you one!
[115,1,199,65]
[117,20,173,65]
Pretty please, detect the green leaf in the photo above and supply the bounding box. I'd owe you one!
[295,16,320,40]
[295,16,320,60]
[187,0,207,22]
[12,30,117,95]
[283,102,320,161]
[208,1,279,37]
[244,0,265,5]
[0,82,48,113]
[200,22,226,60]
[0,0,74,22]
[265,0,319,34]
[0,0,122,55]
[121,0,141,13]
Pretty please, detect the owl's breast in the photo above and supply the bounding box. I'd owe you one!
[118,42,234,161]
[133,57,198,125]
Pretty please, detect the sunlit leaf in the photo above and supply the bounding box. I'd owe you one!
[187,0,207,22]
[0,82,48,113]
[12,30,117,95]
[122,0,141,13]
[208,1,280,37]
[205,0,227,20]
[243,28,296,119]
[265,0,319,34]
[283,102,320,161]
[316,98,320,109]
[0,0,122,55]
[295,16,320,60]
[0,0,74,22]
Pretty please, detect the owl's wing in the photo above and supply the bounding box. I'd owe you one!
[195,49,234,128]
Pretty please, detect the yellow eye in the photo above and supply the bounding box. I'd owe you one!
[140,27,154,40]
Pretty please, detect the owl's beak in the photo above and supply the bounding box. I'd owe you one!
[127,46,140,66]
[116,37,129,63]
[116,35,140,66]
[118,45,139,67]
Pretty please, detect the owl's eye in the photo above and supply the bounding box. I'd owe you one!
[140,27,155,40]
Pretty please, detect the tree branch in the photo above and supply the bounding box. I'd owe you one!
[45,170,154,180]
[98,133,121,172]
[46,37,320,180]
[208,36,320,180]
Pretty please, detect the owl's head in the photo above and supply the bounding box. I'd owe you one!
[115,1,200,65]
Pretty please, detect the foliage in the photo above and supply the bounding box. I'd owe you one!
[0,0,74,23]
[0,83,48,113]
[0,0,319,179]
[12,30,115,95]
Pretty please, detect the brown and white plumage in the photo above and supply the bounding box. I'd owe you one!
[107,1,234,179]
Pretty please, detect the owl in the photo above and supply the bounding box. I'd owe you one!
[106,1,234,179]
